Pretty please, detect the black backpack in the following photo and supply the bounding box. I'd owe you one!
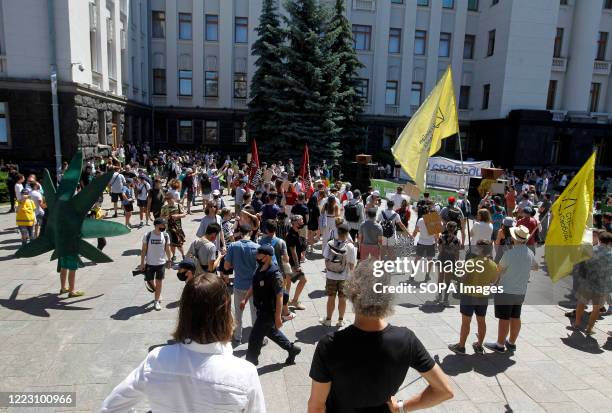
[381,211,397,238]
[417,201,428,219]
[446,207,462,229]
[344,202,359,222]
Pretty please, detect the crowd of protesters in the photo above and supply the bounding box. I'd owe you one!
[3,144,612,412]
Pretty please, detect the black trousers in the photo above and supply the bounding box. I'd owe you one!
[245,312,292,365]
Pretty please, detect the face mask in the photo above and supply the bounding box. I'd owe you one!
[159,227,166,232]
[177,271,188,282]
[256,258,265,266]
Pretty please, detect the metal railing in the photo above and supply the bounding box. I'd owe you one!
[385,105,399,115]
[353,0,375,11]
[593,60,611,75]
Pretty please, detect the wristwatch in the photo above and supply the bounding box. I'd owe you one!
[397,400,405,413]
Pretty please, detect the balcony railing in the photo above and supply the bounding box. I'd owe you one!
[593,60,611,75]
[92,70,103,89]
[385,105,399,115]
[550,110,567,122]
[551,57,567,72]
[353,0,375,11]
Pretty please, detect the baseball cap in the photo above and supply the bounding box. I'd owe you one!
[372,190,380,197]
[502,217,515,227]
[257,245,275,256]
[457,188,466,195]
[153,217,167,226]
[178,258,196,272]
[448,196,456,204]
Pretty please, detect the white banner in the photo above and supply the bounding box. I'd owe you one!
[427,156,491,177]
[425,171,471,190]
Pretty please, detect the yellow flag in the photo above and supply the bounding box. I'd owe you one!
[545,152,596,282]
[391,66,459,190]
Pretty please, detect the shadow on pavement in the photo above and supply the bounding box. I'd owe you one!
[110,301,154,320]
[0,244,21,251]
[0,238,21,244]
[122,249,142,256]
[0,227,18,235]
[296,325,331,344]
[257,362,285,375]
[308,290,327,300]
[0,284,103,317]
[560,330,604,354]
[437,353,516,377]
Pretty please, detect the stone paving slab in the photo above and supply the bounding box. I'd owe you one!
[0,196,611,412]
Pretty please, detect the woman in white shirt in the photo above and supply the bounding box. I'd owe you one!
[101,274,266,413]
[470,208,493,245]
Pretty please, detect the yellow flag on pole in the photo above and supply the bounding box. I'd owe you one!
[544,152,596,282]
[391,66,459,190]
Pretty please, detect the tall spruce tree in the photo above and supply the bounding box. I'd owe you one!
[326,0,366,158]
[279,0,342,162]
[247,0,287,159]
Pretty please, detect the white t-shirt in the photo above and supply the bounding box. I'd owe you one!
[30,190,44,216]
[416,218,436,245]
[389,193,409,208]
[143,231,169,265]
[323,241,357,281]
[110,172,126,194]
[136,181,151,201]
[168,188,181,201]
[471,221,493,244]
[15,183,24,201]
[377,209,402,246]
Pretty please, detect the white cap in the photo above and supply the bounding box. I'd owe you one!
[457,188,466,195]
[372,190,380,197]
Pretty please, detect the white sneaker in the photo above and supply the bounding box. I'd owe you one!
[154,301,161,311]
[336,319,346,327]
[319,317,332,327]
[158,296,162,304]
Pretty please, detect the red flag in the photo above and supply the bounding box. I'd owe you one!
[248,139,261,189]
[300,145,314,198]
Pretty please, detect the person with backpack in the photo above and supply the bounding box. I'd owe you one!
[138,218,172,311]
[358,208,383,260]
[456,189,472,247]
[320,224,357,327]
[440,197,464,236]
[187,223,223,276]
[377,200,409,260]
[412,203,439,282]
[343,189,364,243]
[135,176,151,227]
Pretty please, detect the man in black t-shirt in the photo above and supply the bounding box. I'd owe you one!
[308,260,454,412]
[285,215,308,310]
[241,245,301,367]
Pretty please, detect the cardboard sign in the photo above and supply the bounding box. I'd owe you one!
[402,183,421,200]
[423,211,443,235]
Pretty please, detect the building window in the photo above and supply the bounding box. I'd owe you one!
[204,120,219,143]
[553,28,563,58]
[487,29,495,56]
[417,0,429,6]
[439,32,451,57]
[463,34,475,59]
[443,0,454,9]
[90,31,99,72]
[546,80,557,110]
[414,30,427,55]
[597,32,608,60]
[391,0,404,4]
[459,86,470,109]
[382,128,397,149]
[206,15,219,41]
[411,82,423,107]
[389,28,401,53]
[178,13,192,40]
[352,25,372,51]
[560,0,567,4]
[354,78,369,101]
[589,82,601,112]
[492,0,499,5]
[235,17,248,43]
[234,73,247,98]
[153,69,166,95]
[234,122,247,144]
[178,120,193,144]
[468,0,479,11]
[152,11,165,39]
[205,71,219,97]
[605,0,612,9]
[0,103,9,145]
[386,81,398,105]
[179,70,192,96]
[482,84,490,109]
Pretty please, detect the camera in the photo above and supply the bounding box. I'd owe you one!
[132,267,146,277]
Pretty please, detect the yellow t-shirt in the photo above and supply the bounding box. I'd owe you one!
[461,257,498,298]
[16,199,36,227]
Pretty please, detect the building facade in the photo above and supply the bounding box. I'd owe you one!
[0,0,611,170]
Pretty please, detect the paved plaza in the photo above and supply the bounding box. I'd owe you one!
[0,196,611,413]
